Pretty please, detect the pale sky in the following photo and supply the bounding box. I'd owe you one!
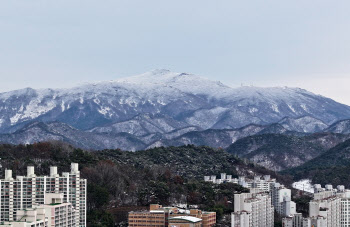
[0,0,350,105]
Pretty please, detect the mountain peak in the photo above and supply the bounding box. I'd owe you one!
[149,69,171,75]
[0,70,350,136]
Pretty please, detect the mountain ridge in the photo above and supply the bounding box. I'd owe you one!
[1,70,350,150]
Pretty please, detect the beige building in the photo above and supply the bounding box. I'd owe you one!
[168,216,202,227]
[128,204,216,227]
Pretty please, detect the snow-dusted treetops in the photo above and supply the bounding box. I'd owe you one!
[0,69,350,150]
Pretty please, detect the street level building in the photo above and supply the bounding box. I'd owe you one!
[168,216,202,227]
[128,204,216,227]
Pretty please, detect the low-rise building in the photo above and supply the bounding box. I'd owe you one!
[168,216,202,227]
[128,204,216,227]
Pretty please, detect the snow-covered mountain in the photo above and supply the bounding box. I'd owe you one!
[0,69,350,147]
[324,119,350,134]
[278,116,328,133]
[226,133,350,171]
[0,121,145,151]
[90,113,193,137]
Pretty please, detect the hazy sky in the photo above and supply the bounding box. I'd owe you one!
[1,0,350,105]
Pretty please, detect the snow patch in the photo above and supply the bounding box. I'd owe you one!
[98,106,111,117]
[61,101,65,112]
[93,98,101,105]
[10,99,56,125]
[10,114,22,124]
[249,107,258,113]
[271,103,279,113]
[300,104,308,112]
[292,179,314,193]
[288,104,296,113]
[19,104,24,112]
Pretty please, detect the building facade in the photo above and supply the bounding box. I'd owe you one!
[168,216,202,227]
[271,182,297,216]
[0,163,86,227]
[0,193,75,227]
[282,184,350,227]
[204,174,276,192]
[231,191,274,227]
[128,204,216,227]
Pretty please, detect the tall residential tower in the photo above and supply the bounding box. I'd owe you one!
[0,163,86,227]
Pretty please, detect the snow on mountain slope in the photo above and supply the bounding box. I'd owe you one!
[0,121,145,151]
[324,119,350,134]
[278,116,328,133]
[0,69,350,134]
[90,113,191,137]
[146,123,294,150]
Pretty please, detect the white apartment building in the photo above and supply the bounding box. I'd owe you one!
[301,184,342,227]
[302,216,327,227]
[0,207,48,227]
[0,193,76,227]
[204,174,276,192]
[283,213,303,227]
[39,193,76,227]
[271,182,297,217]
[231,191,274,227]
[283,184,350,227]
[0,163,86,227]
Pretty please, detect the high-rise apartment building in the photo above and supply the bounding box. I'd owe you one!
[231,191,274,227]
[282,184,350,227]
[0,193,76,227]
[0,163,86,227]
[270,182,298,217]
[204,174,276,192]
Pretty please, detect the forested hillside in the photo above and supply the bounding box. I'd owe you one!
[283,139,350,187]
[0,142,283,226]
[226,133,350,171]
